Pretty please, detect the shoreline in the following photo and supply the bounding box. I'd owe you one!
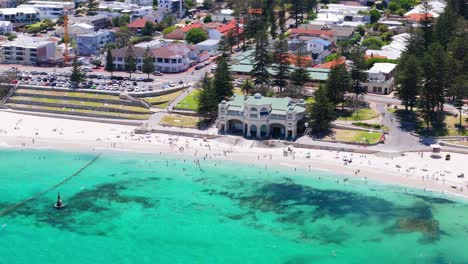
[0,111,467,200]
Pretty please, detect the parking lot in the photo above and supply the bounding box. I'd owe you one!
[2,68,186,94]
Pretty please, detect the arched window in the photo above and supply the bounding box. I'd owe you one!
[250,107,257,112]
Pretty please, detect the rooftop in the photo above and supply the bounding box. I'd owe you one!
[223,94,306,113]
[3,36,55,48]
[368,63,397,74]
[0,6,38,15]
[181,22,202,33]
[127,18,151,28]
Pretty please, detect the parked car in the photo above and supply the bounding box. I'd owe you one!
[169,82,175,87]
[152,71,163,76]
[195,65,204,70]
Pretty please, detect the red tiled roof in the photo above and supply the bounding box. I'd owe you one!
[248,8,262,14]
[181,22,203,33]
[365,54,387,60]
[405,13,433,21]
[290,28,335,36]
[315,56,346,69]
[216,20,244,36]
[127,18,150,28]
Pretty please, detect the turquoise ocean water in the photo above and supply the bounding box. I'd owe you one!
[0,148,467,264]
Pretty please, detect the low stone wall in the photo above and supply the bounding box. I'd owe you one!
[312,137,382,147]
[439,141,468,149]
[410,132,468,140]
[331,123,387,134]
[131,86,186,98]
[284,142,379,154]
[169,109,199,116]
[135,127,221,139]
[7,105,147,122]
[8,99,149,115]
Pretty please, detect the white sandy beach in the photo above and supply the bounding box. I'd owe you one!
[0,111,467,199]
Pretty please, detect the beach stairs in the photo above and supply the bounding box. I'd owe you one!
[0,83,18,105]
[5,86,152,120]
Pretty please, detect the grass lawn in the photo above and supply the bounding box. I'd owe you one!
[16,89,120,101]
[394,109,468,136]
[7,103,150,120]
[159,114,201,128]
[10,96,150,113]
[329,129,383,144]
[337,108,379,121]
[143,90,183,107]
[175,90,200,111]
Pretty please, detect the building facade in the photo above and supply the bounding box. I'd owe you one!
[0,21,12,34]
[362,63,397,95]
[217,94,307,139]
[77,30,115,56]
[0,36,56,65]
[0,6,39,24]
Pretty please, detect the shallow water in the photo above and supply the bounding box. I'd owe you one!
[0,149,467,264]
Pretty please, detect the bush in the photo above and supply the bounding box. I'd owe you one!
[362,37,385,49]
[325,53,339,62]
[352,122,383,130]
[130,35,153,44]
[162,25,176,35]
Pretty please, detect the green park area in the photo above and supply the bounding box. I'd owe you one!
[175,90,200,111]
[159,114,201,128]
[327,129,383,144]
[143,90,183,108]
[337,108,379,121]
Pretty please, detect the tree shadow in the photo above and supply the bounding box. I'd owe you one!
[393,109,422,132]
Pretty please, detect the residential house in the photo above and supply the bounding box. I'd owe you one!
[69,14,110,31]
[0,6,39,24]
[404,0,446,18]
[212,9,234,22]
[77,30,115,56]
[305,37,332,62]
[362,63,397,94]
[365,33,409,60]
[0,21,13,34]
[156,0,183,19]
[124,0,153,6]
[127,18,153,35]
[208,20,243,40]
[55,23,94,41]
[18,1,74,19]
[217,93,307,139]
[166,23,203,40]
[318,4,370,23]
[111,43,198,73]
[0,36,56,65]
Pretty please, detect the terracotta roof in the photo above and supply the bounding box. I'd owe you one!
[285,54,313,67]
[216,20,244,36]
[405,13,433,21]
[248,8,262,14]
[315,56,346,69]
[365,54,387,60]
[290,28,335,36]
[203,22,222,29]
[181,22,203,33]
[127,18,151,28]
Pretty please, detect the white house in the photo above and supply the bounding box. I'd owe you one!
[0,21,13,34]
[0,36,56,65]
[0,6,39,24]
[19,1,74,19]
[362,63,397,94]
[306,38,331,54]
[125,0,153,6]
[196,39,219,56]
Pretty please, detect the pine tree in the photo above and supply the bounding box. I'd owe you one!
[434,2,459,48]
[291,0,305,27]
[105,48,115,78]
[142,47,155,80]
[419,0,434,48]
[278,2,287,35]
[326,63,350,109]
[272,36,290,93]
[349,46,367,112]
[397,54,421,111]
[124,45,137,78]
[197,74,218,119]
[267,0,277,39]
[251,29,271,92]
[86,0,99,15]
[212,56,233,101]
[309,85,336,133]
[70,56,85,88]
[290,41,310,87]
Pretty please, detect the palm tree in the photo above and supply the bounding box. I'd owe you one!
[240,79,254,95]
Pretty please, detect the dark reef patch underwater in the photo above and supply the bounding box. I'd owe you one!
[0,149,467,264]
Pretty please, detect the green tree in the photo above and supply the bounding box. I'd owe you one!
[309,85,336,133]
[397,54,421,111]
[212,56,233,101]
[272,36,290,93]
[369,9,381,23]
[116,26,133,47]
[349,46,367,112]
[240,79,254,95]
[120,14,130,26]
[434,2,460,48]
[218,35,230,57]
[326,63,350,109]
[142,47,155,79]
[290,42,310,86]
[105,48,115,77]
[197,74,218,118]
[362,37,385,49]
[226,30,236,53]
[278,2,287,35]
[291,0,305,27]
[356,25,365,36]
[419,0,434,48]
[203,15,212,23]
[70,56,85,88]
[185,28,208,44]
[87,0,99,15]
[91,59,101,68]
[124,45,137,78]
[141,21,155,36]
[251,29,271,92]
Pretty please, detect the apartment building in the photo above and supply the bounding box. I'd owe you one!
[1,36,56,65]
[0,6,39,24]
[77,30,115,56]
